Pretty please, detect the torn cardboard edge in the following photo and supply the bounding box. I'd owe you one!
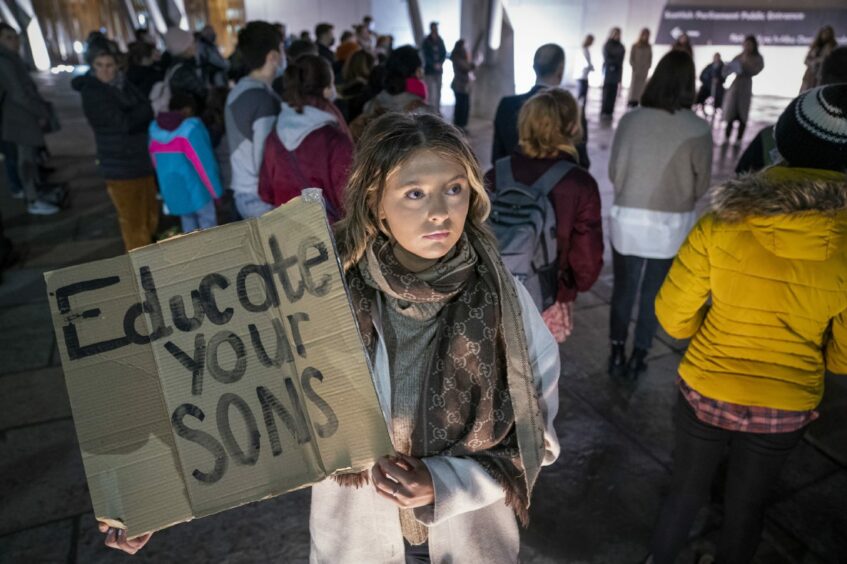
[46,191,394,537]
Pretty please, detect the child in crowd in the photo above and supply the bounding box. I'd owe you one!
[314,111,561,563]
[485,88,603,342]
[648,83,847,563]
[607,50,712,379]
[99,112,561,564]
[148,92,223,233]
[258,54,353,222]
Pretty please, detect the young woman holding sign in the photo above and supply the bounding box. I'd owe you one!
[100,112,561,562]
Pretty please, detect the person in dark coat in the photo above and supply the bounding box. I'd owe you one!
[0,23,60,214]
[421,21,447,113]
[485,88,603,342]
[695,52,725,110]
[72,51,159,250]
[601,27,625,117]
[163,28,208,110]
[450,39,475,129]
[492,43,590,169]
[126,41,163,98]
[314,23,336,68]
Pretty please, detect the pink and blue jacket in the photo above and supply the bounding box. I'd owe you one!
[149,114,223,215]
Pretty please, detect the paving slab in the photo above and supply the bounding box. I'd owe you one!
[0,366,70,431]
[767,470,847,562]
[0,302,54,376]
[520,390,666,563]
[0,268,48,307]
[75,490,311,563]
[562,352,682,468]
[0,419,89,536]
[0,517,74,564]
[23,238,124,269]
[563,303,675,379]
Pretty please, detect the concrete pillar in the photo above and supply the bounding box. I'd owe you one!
[462,0,514,120]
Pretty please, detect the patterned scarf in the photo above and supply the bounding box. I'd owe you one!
[346,231,546,524]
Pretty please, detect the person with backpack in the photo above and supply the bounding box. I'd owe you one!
[72,49,159,251]
[485,88,603,342]
[258,55,353,222]
[607,50,712,379]
[148,92,222,233]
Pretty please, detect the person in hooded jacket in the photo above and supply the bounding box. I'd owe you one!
[258,55,353,222]
[148,92,222,233]
[647,83,847,564]
[72,50,159,251]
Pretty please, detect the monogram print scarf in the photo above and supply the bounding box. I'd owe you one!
[346,231,546,524]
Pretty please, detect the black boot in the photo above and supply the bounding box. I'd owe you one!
[626,348,648,378]
[608,342,627,378]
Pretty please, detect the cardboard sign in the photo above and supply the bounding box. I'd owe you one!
[45,192,393,537]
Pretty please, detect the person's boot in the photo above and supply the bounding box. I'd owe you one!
[608,342,627,378]
[626,347,648,378]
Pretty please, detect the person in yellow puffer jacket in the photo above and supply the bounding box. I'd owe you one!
[647,83,847,564]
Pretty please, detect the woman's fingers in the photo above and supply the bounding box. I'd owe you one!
[376,456,416,485]
[97,521,109,533]
[102,526,152,554]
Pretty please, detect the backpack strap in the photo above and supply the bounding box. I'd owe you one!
[494,156,516,192]
[531,159,577,197]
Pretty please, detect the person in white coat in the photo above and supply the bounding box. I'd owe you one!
[321,111,561,563]
[95,112,561,563]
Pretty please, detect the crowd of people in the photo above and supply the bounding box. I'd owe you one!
[1,13,845,564]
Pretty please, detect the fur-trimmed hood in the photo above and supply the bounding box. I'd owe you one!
[712,165,847,260]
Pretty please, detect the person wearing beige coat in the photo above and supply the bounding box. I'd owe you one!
[628,28,653,106]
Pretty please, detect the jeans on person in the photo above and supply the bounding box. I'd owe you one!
[0,141,23,195]
[453,90,469,128]
[235,191,274,219]
[577,78,589,107]
[649,394,804,563]
[16,144,41,203]
[180,199,217,232]
[601,80,620,116]
[609,248,673,351]
[105,176,160,251]
[424,73,443,113]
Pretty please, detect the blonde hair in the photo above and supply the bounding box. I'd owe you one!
[334,112,492,271]
[518,88,583,159]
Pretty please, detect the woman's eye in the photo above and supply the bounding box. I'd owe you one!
[406,189,425,200]
[446,184,463,195]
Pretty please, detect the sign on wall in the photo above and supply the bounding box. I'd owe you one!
[45,192,393,537]
[656,5,847,46]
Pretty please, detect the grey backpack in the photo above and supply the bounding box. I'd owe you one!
[489,157,575,311]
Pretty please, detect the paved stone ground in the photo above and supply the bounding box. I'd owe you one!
[0,75,844,564]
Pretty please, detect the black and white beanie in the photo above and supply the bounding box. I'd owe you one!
[775,84,847,172]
